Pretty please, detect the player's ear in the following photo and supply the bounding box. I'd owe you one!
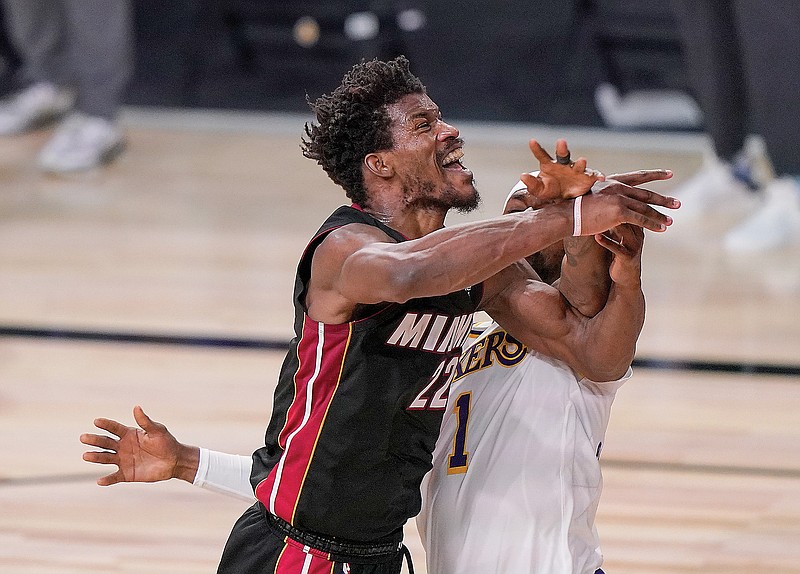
[364,152,394,179]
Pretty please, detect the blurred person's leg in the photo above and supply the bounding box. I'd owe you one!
[669,0,760,220]
[672,0,748,162]
[64,0,133,120]
[0,0,73,134]
[724,0,800,251]
[37,0,132,172]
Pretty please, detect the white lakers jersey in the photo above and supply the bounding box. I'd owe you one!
[418,321,630,574]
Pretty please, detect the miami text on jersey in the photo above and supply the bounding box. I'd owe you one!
[386,312,474,354]
[388,312,474,411]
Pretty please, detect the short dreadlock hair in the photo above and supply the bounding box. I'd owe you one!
[301,56,426,207]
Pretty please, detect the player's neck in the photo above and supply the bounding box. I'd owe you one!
[362,192,447,239]
[363,204,446,239]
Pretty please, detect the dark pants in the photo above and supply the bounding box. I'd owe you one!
[0,0,132,119]
[217,503,409,574]
[671,0,800,175]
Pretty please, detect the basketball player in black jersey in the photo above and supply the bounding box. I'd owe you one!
[81,56,678,574]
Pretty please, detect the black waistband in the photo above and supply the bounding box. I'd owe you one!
[259,503,404,562]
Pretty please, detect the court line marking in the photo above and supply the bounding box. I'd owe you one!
[4,457,800,490]
[1,324,800,376]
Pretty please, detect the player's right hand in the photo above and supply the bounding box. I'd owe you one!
[80,405,186,486]
[576,184,680,236]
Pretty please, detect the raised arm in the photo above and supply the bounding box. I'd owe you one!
[556,169,672,315]
[504,172,610,315]
[505,168,673,316]
[308,185,678,324]
[481,220,647,382]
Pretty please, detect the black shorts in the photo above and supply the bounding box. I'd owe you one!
[217,503,410,574]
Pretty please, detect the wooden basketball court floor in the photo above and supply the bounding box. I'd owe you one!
[1,108,799,573]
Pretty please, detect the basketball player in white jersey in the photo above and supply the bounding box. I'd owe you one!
[416,174,646,574]
[81,169,665,574]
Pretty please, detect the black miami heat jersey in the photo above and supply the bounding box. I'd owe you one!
[250,205,483,542]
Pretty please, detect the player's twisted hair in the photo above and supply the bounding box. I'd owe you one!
[301,55,425,207]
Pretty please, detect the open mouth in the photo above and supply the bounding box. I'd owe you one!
[441,147,467,171]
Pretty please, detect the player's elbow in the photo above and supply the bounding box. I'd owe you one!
[385,263,422,303]
[582,349,635,382]
[585,364,631,383]
[570,292,607,318]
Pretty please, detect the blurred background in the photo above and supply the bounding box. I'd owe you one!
[1,1,798,573]
[0,0,701,126]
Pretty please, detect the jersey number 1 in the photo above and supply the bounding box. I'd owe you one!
[447,392,472,474]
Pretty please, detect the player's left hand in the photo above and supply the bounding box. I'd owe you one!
[520,139,604,202]
[594,223,644,288]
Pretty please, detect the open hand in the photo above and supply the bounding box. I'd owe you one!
[80,406,192,486]
[520,139,604,202]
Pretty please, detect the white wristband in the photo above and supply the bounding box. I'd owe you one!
[573,195,583,236]
[193,447,255,502]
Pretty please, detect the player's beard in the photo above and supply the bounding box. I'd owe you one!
[402,177,481,214]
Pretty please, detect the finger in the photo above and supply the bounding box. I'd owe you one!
[83,450,120,465]
[133,405,159,433]
[519,172,541,190]
[571,158,605,182]
[615,185,681,210]
[97,471,125,487]
[594,233,628,256]
[555,139,571,165]
[92,417,130,439]
[80,433,119,451]
[606,169,673,186]
[615,223,644,250]
[528,139,554,164]
[621,200,673,232]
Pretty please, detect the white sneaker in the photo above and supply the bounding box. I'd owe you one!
[724,177,800,252]
[594,82,703,129]
[672,157,758,222]
[0,82,75,135]
[37,113,125,172]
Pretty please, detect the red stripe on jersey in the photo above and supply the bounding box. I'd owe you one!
[274,538,337,573]
[256,317,351,522]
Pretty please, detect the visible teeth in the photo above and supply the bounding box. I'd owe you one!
[442,148,464,166]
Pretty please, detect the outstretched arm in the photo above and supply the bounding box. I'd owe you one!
[80,406,254,501]
[555,169,673,315]
[81,405,199,485]
[312,181,677,324]
[506,167,673,316]
[307,138,678,324]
